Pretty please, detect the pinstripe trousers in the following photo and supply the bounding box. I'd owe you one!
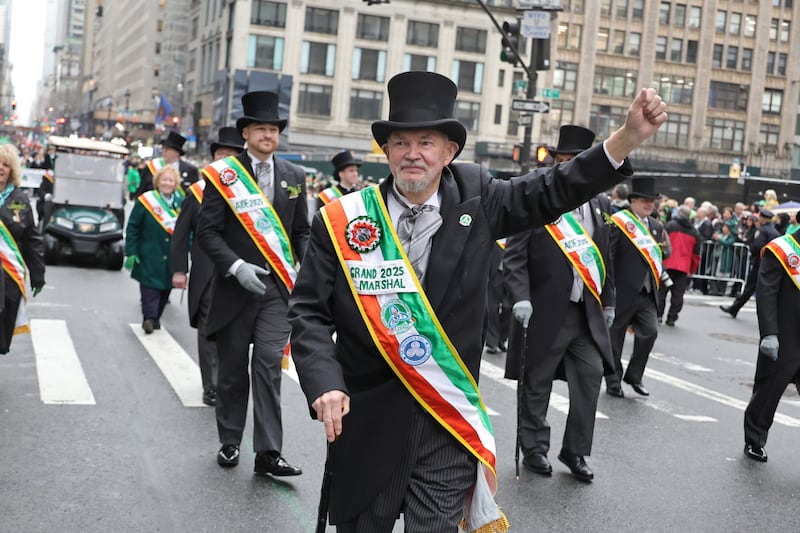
[336,404,477,533]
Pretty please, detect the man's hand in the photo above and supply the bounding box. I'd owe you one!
[311,390,350,443]
[512,300,533,329]
[234,262,269,295]
[172,272,188,289]
[759,335,779,361]
[32,285,44,298]
[603,307,616,328]
[124,255,140,272]
[605,88,668,162]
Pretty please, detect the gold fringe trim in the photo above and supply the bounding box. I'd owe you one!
[460,510,510,533]
[13,325,30,335]
[281,354,290,370]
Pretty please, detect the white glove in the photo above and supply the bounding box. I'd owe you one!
[512,300,533,329]
[235,262,270,295]
[603,307,616,328]
[759,335,779,361]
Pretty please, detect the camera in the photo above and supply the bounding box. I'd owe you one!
[660,270,674,288]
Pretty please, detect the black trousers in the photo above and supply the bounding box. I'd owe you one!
[657,269,689,323]
[485,268,510,349]
[607,290,658,387]
[196,284,218,393]
[140,285,170,321]
[729,261,759,314]
[744,351,800,447]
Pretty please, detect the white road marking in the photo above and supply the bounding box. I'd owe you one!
[130,324,205,407]
[31,319,95,405]
[650,352,712,373]
[674,415,718,422]
[712,356,755,368]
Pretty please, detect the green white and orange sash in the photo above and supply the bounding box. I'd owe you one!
[610,210,664,289]
[545,212,606,303]
[763,234,800,291]
[202,156,298,292]
[137,190,179,235]
[0,221,29,335]
[43,170,54,184]
[495,238,506,250]
[317,185,342,206]
[147,157,185,200]
[321,186,508,533]
[188,180,205,204]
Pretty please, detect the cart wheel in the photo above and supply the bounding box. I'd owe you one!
[43,234,60,265]
[106,241,125,270]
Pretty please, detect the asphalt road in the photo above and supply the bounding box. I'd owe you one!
[2,265,799,533]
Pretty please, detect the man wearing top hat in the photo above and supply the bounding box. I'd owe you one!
[171,126,245,406]
[503,125,616,482]
[316,150,362,210]
[196,92,309,476]
[139,130,199,196]
[720,208,780,319]
[605,177,671,398]
[288,71,667,532]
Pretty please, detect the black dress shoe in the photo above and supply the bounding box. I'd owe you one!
[719,304,738,318]
[254,453,302,477]
[665,319,676,326]
[142,319,154,334]
[485,345,501,354]
[522,453,552,476]
[624,377,649,396]
[153,319,161,330]
[202,388,217,406]
[557,450,593,482]
[744,444,768,462]
[606,385,625,398]
[217,444,239,467]
[498,341,507,352]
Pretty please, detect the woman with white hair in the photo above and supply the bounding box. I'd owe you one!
[0,144,46,354]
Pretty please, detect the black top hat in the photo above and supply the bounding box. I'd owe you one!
[209,127,245,157]
[236,91,287,133]
[161,131,187,156]
[331,150,362,174]
[371,71,467,159]
[548,125,595,158]
[628,177,661,200]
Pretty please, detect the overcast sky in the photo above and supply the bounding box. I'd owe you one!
[9,0,46,125]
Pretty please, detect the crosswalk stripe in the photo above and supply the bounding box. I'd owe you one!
[31,319,95,405]
[129,324,205,407]
[650,352,712,373]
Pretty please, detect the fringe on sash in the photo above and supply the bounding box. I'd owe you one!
[459,466,510,533]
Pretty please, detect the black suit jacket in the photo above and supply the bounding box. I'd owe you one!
[139,159,199,195]
[288,143,632,523]
[315,184,358,211]
[171,190,213,327]
[503,193,615,380]
[609,212,667,310]
[197,152,309,334]
[756,231,800,363]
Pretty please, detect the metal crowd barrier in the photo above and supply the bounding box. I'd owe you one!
[690,240,750,296]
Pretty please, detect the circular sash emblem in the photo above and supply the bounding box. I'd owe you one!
[255,217,272,233]
[625,221,637,233]
[380,298,415,334]
[345,216,382,253]
[153,205,163,216]
[220,167,238,186]
[580,250,595,264]
[787,253,800,268]
[399,334,432,367]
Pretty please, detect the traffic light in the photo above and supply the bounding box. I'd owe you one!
[512,144,522,162]
[500,19,523,66]
[533,38,551,71]
[11,99,16,110]
[171,116,180,127]
[535,145,552,167]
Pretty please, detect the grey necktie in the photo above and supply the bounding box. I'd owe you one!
[394,192,442,282]
[255,161,273,202]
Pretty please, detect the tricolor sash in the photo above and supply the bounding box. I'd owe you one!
[610,210,664,288]
[495,238,506,250]
[147,157,185,200]
[43,170,54,184]
[544,212,606,303]
[763,234,800,291]
[0,221,29,335]
[188,180,205,204]
[321,186,508,533]
[137,190,179,235]
[317,186,342,206]
[202,156,298,292]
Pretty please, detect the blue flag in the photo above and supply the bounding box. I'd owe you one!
[155,93,173,124]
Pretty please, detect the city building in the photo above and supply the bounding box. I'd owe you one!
[0,0,13,121]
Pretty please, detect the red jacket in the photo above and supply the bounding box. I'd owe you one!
[663,218,701,274]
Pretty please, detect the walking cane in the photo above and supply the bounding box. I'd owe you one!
[515,320,528,480]
[316,441,336,533]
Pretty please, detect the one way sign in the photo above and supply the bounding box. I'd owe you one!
[511,99,550,113]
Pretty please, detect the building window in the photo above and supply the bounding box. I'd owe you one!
[305,7,338,34]
[590,104,626,138]
[671,39,683,62]
[777,53,787,76]
[708,81,748,111]
[762,90,783,114]
[298,83,332,116]
[628,32,641,56]
[247,34,284,70]
[659,3,670,24]
[741,48,752,71]
[349,89,382,121]
[616,0,628,18]
[357,14,390,41]
[455,101,480,132]
[759,124,780,147]
[251,0,286,27]
[715,10,726,32]
[769,18,778,40]
[455,27,487,53]
[655,36,667,60]
[593,66,637,97]
[600,0,611,17]
[689,7,702,29]
[766,52,775,74]
[403,53,436,72]
[730,12,741,34]
[301,42,336,76]
[612,30,625,54]
[494,104,502,125]
[652,74,694,105]
[726,47,738,69]
[554,61,578,92]
[157,19,163,32]
[549,100,575,128]
[352,48,386,82]
[569,24,582,49]
[744,15,757,37]
[597,28,609,53]
[155,42,161,55]
[632,0,643,19]
[451,60,483,94]
[780,21,790,42]
[571,0,584,14]
[191,17,198,39]
[707,117,745,151]
[712,44,723,68]
[407,20,438,47]
[686,40,698,64]
[675,4,686,26]
[653,113,690,146]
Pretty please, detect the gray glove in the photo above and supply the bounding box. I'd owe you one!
[235,262,270,295]
[512,300,533,329]
[603,307,616,328]
[759,335,779,361]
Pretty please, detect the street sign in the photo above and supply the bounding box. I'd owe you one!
[517,114,533,126]
[511,99,550,113]
[522,11,550,39]
[537,88,560,99]
[513,79,528,92]
[518,0,562,9]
